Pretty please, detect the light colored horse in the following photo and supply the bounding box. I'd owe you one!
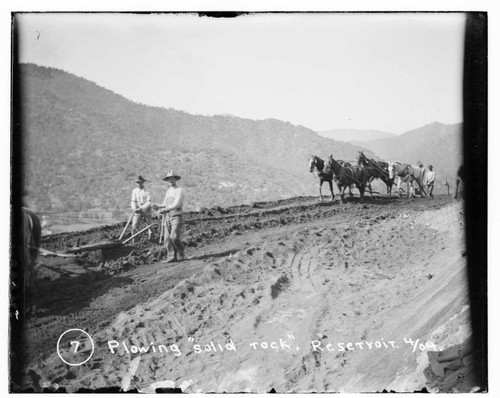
[387,162,427,198]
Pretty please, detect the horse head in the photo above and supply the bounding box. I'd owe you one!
[387,162,395,179]
[309,155,324,173]
[327,155,344,175]
[308,155,316,172]
[357,151,367,166]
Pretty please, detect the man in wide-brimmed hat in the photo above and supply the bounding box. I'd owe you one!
[131,175,153,241]
[153,171,185,262]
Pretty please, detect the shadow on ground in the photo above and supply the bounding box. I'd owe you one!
[31,273,133,317]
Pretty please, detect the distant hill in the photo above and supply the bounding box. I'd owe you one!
[356,122,463,191]
[318,129,396,143]
[17,63,375,218]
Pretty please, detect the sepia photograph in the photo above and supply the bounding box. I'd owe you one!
[9,9,488,393]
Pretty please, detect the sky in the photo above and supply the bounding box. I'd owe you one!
[16,12,465,134]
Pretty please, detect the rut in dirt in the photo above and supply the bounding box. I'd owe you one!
[17,195,463,392]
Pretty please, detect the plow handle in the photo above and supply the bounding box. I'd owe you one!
[121,223,157,245]
[119,212,135,240]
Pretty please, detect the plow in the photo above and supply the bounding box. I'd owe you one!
[67,223,157,254]
[36,211,160,259]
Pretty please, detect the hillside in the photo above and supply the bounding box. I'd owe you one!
[318,128,396,143]
[17,63,374,219]
[356,122,463,188]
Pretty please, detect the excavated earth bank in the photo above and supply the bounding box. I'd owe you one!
[14,195,474,392]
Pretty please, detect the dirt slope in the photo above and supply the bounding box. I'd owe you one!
[16,195,471,392]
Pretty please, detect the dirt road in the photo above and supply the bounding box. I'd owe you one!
[15,195,472,392]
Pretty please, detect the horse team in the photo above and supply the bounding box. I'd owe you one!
[309,151,444,203]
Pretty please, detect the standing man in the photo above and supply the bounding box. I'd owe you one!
[415,161,426,197]
[155,171,185,263]
[424,165,436,199]
[131,175,153,241]
[455,164,465,199]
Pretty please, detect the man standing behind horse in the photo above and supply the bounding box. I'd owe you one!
[154,171,185,263]
[131,175,153,240]
[415,161,428,197]
[424,165,436,199]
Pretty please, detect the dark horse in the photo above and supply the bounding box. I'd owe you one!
[22,207,42,295]
[357,151,394,195]
[309,155,335,202]
[309,155,353,202]
[327,155,367,203]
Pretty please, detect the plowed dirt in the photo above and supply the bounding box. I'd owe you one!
[14,195,472,392]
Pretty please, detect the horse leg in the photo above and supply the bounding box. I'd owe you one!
[335,183,342,204]
[397,177,403,198]
[319,180,324,202]
[349,185,354,197]
[328,180,335,202]
[340,185,346,203]
[358,184,365,203]
[368,176,374,196]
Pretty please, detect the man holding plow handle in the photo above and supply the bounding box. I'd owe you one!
[130,175,154,242]
[153,170,185,263]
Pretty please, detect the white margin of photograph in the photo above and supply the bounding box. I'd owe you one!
[1,0,498,396]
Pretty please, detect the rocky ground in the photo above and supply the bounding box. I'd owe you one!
[12,194,477,392]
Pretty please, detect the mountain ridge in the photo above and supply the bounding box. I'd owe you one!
[318,128,396,143]
[18,63,375,215]
[355,121,463,185]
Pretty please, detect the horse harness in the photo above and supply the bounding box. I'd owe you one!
[358,152,390,180]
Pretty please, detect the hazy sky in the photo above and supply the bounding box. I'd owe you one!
[16,12,465,134]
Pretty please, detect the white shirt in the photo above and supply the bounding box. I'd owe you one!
[131,187,152,213]
[425,170,436,185]
[163,186,184,213]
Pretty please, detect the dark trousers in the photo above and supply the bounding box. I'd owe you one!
[427,183,434,198]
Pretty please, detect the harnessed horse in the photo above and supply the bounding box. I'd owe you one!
[357,151,394,195]
[327,155,367,203]
[309,156,354,202]
[309,155,335,202]
[22,207,42,294]
[387,162,427,198]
